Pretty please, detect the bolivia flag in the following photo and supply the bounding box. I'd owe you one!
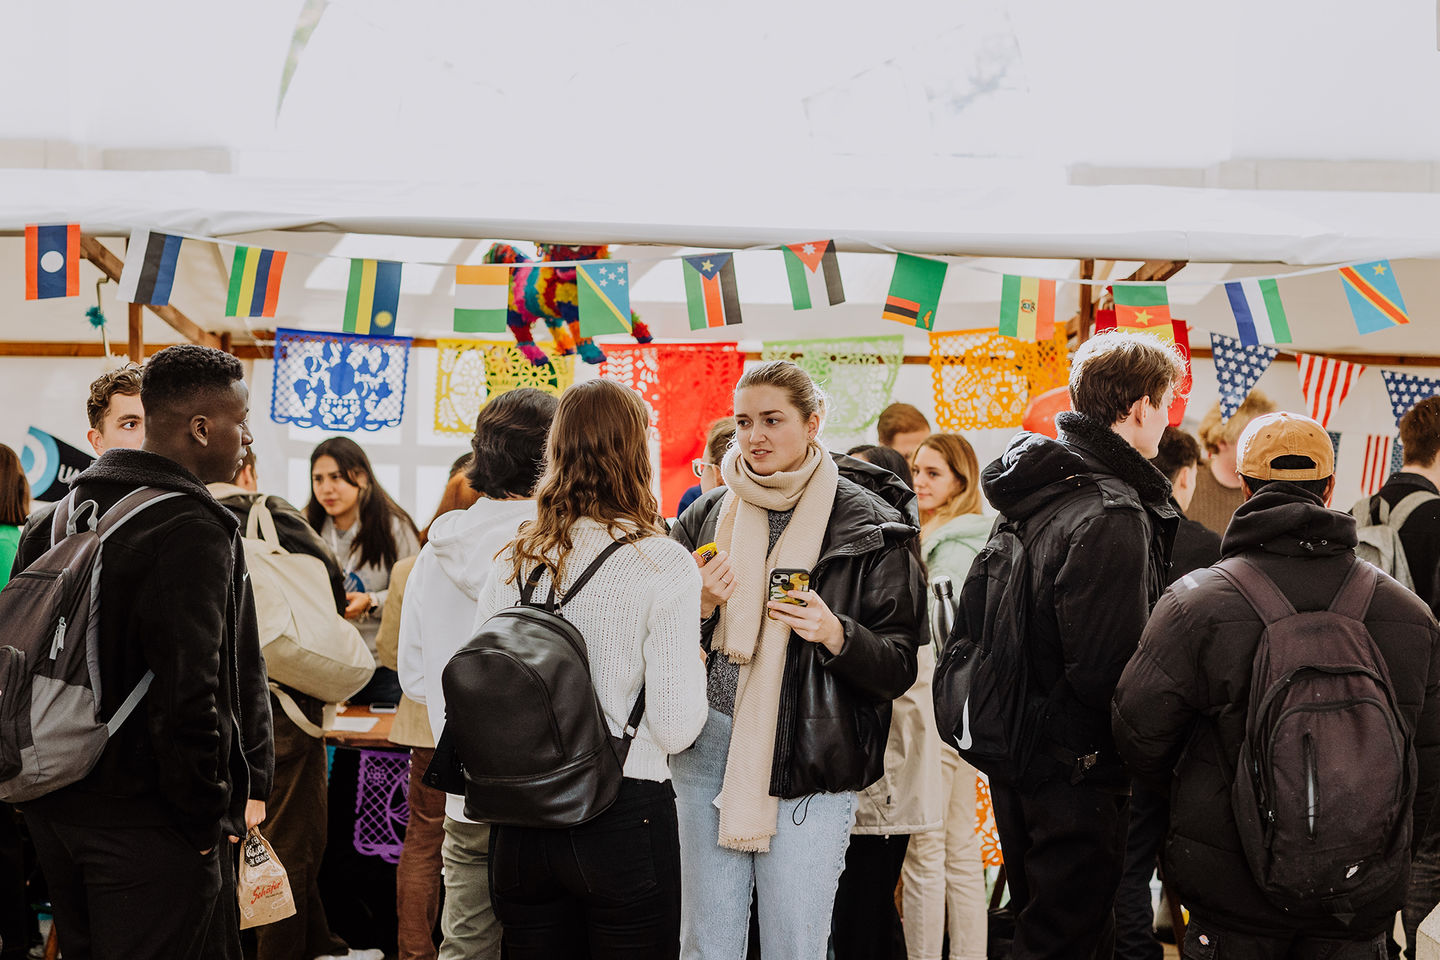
[683,254,743,329]
[1112,284,1174,341]
[226,246,286,318]
[883,254,946,330]
[1224,278,1291,346]
[1339,260,1409,335]
[782,240,844,310]
[25,224,80,300]
[577,261,633,336]
[344,259,402,336]
[454,264,510,333]
[116,228,183,306]
[998,275,1056,341]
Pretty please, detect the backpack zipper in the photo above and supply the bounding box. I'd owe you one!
[48,571,67,661]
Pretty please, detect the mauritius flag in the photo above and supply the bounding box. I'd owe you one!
[577,261,633,336]
[1112,284,1174,342]
[226,246,286,318]
[998,275,1056,341]
[1339,260,1409,335]
[25,224,80,300]
[882,254,946,330]
[343,259,403,336]
[683,254,742,329]
[782,240,844,310]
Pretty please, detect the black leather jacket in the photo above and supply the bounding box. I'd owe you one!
[672,454,925,797]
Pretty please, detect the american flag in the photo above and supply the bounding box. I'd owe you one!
[1297,353,1366,428]
[1380,370,1440,427]
[1360,435,1394,495]
[1210,333,1277,421]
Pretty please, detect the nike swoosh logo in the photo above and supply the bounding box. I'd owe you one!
[957,695,973,751]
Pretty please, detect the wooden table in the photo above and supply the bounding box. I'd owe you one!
[323,704,399,749]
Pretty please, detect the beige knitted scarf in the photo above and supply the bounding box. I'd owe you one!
[712,442,839,852]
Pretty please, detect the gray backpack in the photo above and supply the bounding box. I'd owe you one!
[1351,490,1439,591]
[0,487,182,802]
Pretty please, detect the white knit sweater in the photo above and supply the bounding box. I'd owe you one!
[472,519,709,783]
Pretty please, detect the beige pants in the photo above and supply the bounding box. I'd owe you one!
[901,746,988,960]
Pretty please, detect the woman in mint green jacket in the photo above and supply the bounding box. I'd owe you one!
[900,432,991,960]
[0,444,29,589]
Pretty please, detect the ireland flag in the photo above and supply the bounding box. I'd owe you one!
[782,240,845,310]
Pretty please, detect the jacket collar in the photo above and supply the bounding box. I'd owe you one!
[1054,411,1172,508]
[74,448,239,532]
[1386,471,1440,495]
[1220,483,1356,559]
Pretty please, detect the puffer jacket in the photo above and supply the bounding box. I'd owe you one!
[672,453,926,798]
[1113,484,1440,938]
[981,411,1177,788]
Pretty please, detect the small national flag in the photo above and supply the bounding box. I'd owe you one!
[1168,319,1192,427]
[116,228,183,306]
[683,254,742,329]
[998,275,1056,341]
[1112,284,1173,341]
[1380,370,1440,427]
[782,241,844,310]
[454,264,510,333]
[577,261,633,337]
[225,246,286,318]
[1297,353,1365,429]
[1210,333,1278,422]
[344,259,403,336]
[883,254,947,330]
[25,224,80,300]
[1360,435,1394,495]
[1224,277,1292,346]
[1340,260,1409,334]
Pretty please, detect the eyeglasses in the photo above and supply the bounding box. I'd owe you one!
[692,459,715,478]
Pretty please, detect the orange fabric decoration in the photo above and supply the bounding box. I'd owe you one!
[930,327,1071,432]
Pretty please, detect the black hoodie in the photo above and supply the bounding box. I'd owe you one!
[1114,483,1440,937]
[13,449,274,851]
[980,411,1177,787]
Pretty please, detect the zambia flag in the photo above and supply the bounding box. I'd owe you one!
[998,275,1056,341]
[344,259,402,336]
[683,254,742,329]
[1112,285,1174,342]
[782,241,844,310]
[226,246,286,318]
[577,261,633,336]
[883,254,946,330]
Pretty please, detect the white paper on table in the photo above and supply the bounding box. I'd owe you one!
[329,716,380,733]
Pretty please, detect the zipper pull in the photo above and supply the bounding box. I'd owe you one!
[50,616,66,660]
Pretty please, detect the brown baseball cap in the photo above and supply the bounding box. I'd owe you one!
[1236,411,1335,481]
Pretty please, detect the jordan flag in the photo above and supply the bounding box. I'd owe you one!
[782,241,844,310]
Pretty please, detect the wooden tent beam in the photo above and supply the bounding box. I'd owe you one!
[78,234,223,350]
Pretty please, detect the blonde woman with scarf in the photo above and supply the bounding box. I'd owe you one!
[671,361,925,960]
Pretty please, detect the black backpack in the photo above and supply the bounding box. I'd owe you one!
[1214,556,1414,922]
[933,496,1071,783]
[434,537,645,828]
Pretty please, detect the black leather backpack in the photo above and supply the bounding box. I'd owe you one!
[431,537,645,828]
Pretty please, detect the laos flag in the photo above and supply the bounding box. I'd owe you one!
[25,224,80,300]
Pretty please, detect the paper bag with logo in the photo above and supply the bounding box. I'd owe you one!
[237,828,297,929]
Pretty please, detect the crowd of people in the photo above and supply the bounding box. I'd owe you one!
[2,330,1440,960]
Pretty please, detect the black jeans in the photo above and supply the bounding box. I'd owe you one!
[990,775,1130,960]
[1183,915,1387,959]
[831,833,910,960]
[24,809,228,960]
[489,778,682,960]
[1115,782,1168,960]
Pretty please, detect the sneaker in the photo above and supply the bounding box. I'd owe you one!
[314,950,385,960]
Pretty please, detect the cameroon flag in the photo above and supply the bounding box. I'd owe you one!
[1112,285,1174,342]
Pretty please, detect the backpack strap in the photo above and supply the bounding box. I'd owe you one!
[622,686,646,740]
[519,534,643,612]
[245,499,286,551]
[1213,556,1298,625]
[1385,490,1440,530]
[105,670,155,736]
[96,488,185,541]
[51,491,77,543]
[1328,559,1381,622]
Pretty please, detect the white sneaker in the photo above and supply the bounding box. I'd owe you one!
[314,950,385,960]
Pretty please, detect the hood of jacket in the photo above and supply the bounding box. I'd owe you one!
[982,412,1172,523]
[76,448,238,532]
[928,512,993,546]
[424,497,538,600]
[1220,482,1357,559]
[825,452,920,557]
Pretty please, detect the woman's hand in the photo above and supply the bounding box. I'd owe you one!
[766,590,845,655]
[228,799,267,843]
[344,591,373,620]
[698,550,736,620]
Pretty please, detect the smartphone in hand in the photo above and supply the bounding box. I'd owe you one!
[768,569,812,606]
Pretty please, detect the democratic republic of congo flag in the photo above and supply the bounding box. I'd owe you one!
[1339,260,1409,335]
[225,246,286,318]
[998,275,1056,341]
[343,259,403,336]
[25,224,80,300]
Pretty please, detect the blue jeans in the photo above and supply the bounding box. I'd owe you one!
[671,707,858,960]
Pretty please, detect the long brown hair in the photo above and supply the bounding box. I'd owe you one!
[506,378,665,584]
[914,432,983,536]
[0,444,29,527]
[305,436,418,570]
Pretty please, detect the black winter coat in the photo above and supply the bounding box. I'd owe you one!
[671,454,925,798]
[13,449,274,851]
[1113,485,1440,938]
[980,411,1177,787]
[1368,471,1440,618]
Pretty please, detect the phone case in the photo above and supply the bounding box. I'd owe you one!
[768,568,812,605]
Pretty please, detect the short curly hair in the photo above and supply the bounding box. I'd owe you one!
[85,365,143,429]
[140,344,245,418]
[466,388,559,498]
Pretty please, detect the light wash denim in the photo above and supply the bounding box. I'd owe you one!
[671,707,858,960]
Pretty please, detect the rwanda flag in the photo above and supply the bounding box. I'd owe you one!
[683,254,742,329]
[577,261,633,337]
[1339,260,1409,335]
[344,259,403,336]
[25,224,80,300]
[226,246,286,318]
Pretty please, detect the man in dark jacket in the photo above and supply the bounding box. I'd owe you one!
[1114,411,1440,959]
[980,331,1182,960]
[1115,426,1223,960]
[14,345,273,960]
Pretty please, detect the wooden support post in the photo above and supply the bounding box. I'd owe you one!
[220,332,233,354]
[128,303,143,363]
[1077,258,1095,344]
